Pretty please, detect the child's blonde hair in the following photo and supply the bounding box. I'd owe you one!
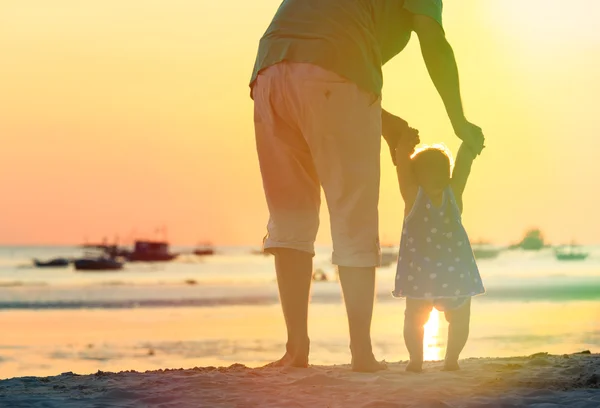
[410,143,455,174]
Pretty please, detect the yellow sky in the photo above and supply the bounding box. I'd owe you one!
[1,0,599,246]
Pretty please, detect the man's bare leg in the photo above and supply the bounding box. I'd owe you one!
[338,266,386,373]
[265,248,313,368]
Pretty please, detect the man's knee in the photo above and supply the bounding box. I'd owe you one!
[267,247,315,259]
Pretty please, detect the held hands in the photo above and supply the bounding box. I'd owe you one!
[455,121,485,156]
[395,127,420,156]
[382,110,419,165]
[383,110,486,163]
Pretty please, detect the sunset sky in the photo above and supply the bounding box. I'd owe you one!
[1,0,599,246]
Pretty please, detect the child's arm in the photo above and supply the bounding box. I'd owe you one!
[450,142,477,213]
[395,129,420,215]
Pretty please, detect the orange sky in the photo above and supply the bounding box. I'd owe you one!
[1,0,599,246]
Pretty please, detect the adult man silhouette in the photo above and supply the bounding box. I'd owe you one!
[250,0,485,372]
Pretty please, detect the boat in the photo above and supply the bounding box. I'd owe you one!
[33,258,70,268]
[194,248,215,256]
[554,244,589,261]
[127,240,178,262]
[83,244,131,258]
[472,244,502,260]
[193,242,215,256]
[555,252,589,261]
[472,248,501,259]
[82,237,132,259]
[74,257,124,271]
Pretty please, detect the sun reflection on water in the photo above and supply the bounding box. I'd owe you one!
[424,309,442,361]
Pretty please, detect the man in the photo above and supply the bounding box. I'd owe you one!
[250,0,485,373]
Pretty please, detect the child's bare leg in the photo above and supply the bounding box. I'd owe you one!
[404,298,433,372]
[443,298,471,371]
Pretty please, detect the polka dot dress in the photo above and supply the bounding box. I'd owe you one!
[393,186,485,301]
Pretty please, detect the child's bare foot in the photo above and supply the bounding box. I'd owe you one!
[442,360,460,371]
[405,360,423,373]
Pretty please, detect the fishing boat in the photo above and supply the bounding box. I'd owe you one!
[471,243,502,260]
[74,257,124,271]
[193,242,215,256]
[33,258,70,268]
[127,240,178,262]
[554,244,589,261]
[194,248,215,256]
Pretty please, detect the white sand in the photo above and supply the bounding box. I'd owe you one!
[0,353,598,407]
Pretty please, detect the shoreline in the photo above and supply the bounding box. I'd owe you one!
[2,277,600,311]
[1,353,599,407]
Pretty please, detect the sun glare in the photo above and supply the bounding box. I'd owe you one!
[424,310,442,361]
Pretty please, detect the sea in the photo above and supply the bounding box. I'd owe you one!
[0,245,599,379]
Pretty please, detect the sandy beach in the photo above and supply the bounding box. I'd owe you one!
[1,353,598,407]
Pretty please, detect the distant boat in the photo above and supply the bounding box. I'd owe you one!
[194,248,215,256]
[82,241,132,258]
[193,243,215,256]
[74,258,123,271]
[472,245,502,260]
[554,245,589,261]
[33,258,70,268]
[127,240,178,262]
[104,245,132,258]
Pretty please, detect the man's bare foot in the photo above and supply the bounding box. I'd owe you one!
[405,360,423,373]
[442,360,460,371]
[263,352,309,369]
[351,356,388,373]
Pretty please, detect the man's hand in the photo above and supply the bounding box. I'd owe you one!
[455,121,485,156]
[382,109,417,165]
[396,127,420,155]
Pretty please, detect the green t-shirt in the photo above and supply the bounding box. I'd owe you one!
[250,0,443,97]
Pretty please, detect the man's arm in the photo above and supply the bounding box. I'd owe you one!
[450,142,476,213]
[410,14,485,156]
[411,14,465,135]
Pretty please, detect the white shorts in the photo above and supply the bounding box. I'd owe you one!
[253,62,382,267]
